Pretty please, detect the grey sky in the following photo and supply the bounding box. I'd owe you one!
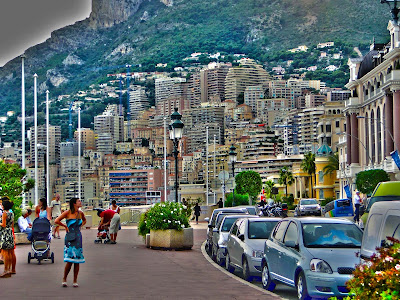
[0,0,92,67]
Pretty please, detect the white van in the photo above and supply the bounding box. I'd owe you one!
[360,200,400,260]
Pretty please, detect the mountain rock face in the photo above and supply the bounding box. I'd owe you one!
[89,0,144,28]
[0,0,393,115]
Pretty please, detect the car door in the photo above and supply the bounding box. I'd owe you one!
[227,220,240,264]
[281,221,301,285]
[231,219,245,267]
[266,220,289,276]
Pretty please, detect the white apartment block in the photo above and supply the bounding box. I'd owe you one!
[244,85,264,114]
[129,87,149,120]
[155,77,186,106]
[29,125,61,165]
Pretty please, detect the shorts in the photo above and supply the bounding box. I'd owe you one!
[109,214,121,234]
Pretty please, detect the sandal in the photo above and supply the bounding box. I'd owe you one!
[10,271,16,274]
[0,273,11,278]
[62,282,68,287]
[73,283,79,288]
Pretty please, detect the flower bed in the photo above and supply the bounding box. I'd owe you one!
[340,238,400,300]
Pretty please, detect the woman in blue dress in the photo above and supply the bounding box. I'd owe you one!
[55,197,86,287]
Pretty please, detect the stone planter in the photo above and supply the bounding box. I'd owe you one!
[149,228,193,250]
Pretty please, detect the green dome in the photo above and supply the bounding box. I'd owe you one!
[317,140,333,156]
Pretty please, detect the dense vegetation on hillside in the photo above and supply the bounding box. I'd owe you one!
[0,0,392,130]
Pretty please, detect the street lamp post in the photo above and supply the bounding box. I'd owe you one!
[229,145,237,206]
[170,108,184,203]
[380,0,400,23]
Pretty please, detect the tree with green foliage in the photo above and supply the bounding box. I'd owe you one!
[355,169,390,195]
[263,180,275,199]
[278,167,294,197]
[235,171,262,204]
[323,153,339,175]
[301,152,316,198]
[0,161,35,221]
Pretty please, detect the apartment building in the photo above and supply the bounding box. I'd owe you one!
[94,112,124,146]
[244,85,264,114]
[74,128,96,150]
[155,77,187,106]
[108,168,163,205]
[96,133,114,154]
[225,58,271,102]
[129,87,149,120]
[256,98,289,126]
[200,62,231,103]
[317,101,346,151]
[29,125,61,165]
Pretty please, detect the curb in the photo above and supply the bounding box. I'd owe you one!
[200,241,287,300]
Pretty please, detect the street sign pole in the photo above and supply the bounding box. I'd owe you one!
[218,170,229,208]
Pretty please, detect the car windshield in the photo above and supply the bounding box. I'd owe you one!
[246,207,256,215]
[302,223,363,248]
[337,199,351,207]
[221,218,241,232]
[248,221,279,239]
[301,199,318,205]
[366,196,400,212]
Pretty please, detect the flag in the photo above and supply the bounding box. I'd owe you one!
[391,150,400,170]
[344,184,352,199]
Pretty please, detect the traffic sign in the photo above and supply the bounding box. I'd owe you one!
[225,178,236,190]
[218,171,229,182]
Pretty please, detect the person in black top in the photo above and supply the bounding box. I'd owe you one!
[193,203,201,224]
[217,198,223,208]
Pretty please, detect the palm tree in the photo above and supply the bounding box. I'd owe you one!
[278,167,295,198]
[264,180,275,198]
[301,152,316,198]
[323,153,339,176]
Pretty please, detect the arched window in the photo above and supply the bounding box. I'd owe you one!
[377,107,382,162]
[371,110,376,163]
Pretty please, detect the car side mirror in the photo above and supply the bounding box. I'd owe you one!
[213,228,219,233]
[204,217,209,222]
[285,240,298,249]
[208,224,213,229]
[238,234,245,241]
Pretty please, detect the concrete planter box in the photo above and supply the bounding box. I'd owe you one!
[15,233,30,245]
[149,228,193,250]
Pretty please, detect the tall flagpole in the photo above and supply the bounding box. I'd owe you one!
[21,54,26,206]
[164,117,167,202]
[213,134,216,204]
[78,107,81,200]
[206,126,209,205]
[46,91,50,205]
[34,74,38,206]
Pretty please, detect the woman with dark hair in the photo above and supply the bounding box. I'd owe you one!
[35,198,51,222]
[55,198,86,287]
[0,198,15,277]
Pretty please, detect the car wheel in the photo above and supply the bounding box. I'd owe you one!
[296,272,311,300]
[51,252,55,264]
[242,258,252,282]
[225,252,234,273]
[261,262,276,291]
[28,252,31,264]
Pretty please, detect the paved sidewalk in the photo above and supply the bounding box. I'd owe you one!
[1,222,280,300]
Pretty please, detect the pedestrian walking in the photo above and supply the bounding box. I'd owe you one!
[50,194,62,239]
[55,198,86,287]
[217,198,223,208]
[353,191,362,223]
[0,198,16,278]
[193,203,201,224]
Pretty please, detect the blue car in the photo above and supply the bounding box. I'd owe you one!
[261,217,363,299]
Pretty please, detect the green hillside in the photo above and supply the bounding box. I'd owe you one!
[0,0,392,117]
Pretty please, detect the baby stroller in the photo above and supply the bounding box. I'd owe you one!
[94,208,111,244]
[28,218,54,264]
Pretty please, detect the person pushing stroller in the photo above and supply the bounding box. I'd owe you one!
[97,209,120,244]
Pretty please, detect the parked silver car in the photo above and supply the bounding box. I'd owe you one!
[262,217,363,299]
[205,208,248,254]
[225,217,280,281]
[211,215,258,265]
[295,199,322,216]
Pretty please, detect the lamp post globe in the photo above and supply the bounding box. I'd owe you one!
[170,108,184,203]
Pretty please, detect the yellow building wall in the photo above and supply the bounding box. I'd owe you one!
[314,156,337,200]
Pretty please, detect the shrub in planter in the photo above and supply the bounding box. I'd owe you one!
[337,238,400,300]
[138,202,190,238]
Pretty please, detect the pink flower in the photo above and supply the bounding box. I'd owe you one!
[395,264,400,271]
[385,256,394,262]
[359,266,364,272]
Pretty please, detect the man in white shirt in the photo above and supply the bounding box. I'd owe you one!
[50,194,62,239]
[353,191,362,223]
[18,209,33,240]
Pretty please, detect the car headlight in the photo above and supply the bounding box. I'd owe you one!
[310,259,333,274]
[252,250,264,258]
[300,206,305,211]
[316,205,321,210]
[218,237,228,247]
